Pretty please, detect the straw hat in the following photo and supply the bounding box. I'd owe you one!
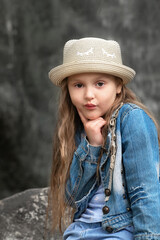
[49,37,135,86]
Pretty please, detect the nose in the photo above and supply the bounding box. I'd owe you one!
[84,86,94,100]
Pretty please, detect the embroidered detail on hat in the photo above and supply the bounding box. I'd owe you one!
[77,47,94,56]
[102,48,116,58]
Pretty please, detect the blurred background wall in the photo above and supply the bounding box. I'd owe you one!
[0,0,160,199]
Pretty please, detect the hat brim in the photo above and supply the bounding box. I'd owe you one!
[49,60,136,86]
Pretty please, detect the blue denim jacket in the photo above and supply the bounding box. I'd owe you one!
[65,103,160,239]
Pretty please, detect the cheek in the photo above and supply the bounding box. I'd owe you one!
[69,95,79,108]
[69,90,83,107]
[101,90,116,101]
[68,90,75,105]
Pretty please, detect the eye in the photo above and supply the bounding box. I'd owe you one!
[75,83,83,88]
[96,81,104,87]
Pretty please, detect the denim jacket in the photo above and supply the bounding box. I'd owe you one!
[65,103,160,240]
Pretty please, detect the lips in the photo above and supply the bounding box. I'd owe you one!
[85,103,96,109]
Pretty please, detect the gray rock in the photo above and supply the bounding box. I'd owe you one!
[0,188,62,240]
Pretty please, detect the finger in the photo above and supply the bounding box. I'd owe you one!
[77,108,88,124]
[96,119,106,128]
[87,118,106,127]
[91,120,106,131]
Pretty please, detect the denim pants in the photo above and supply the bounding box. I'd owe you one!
[63,221,133,240]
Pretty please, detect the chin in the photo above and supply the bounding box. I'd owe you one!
[86,115,101,120]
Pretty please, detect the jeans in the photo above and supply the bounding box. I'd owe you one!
[63,221,133,240]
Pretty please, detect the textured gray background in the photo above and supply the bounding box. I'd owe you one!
[0,0,160,199]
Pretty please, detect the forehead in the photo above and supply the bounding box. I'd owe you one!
[67,72,115,81]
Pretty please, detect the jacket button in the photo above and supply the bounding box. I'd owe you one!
[123,194,126,199]
[127,207,131,211]
[106,226,113,233]
[102,206,110,214]
[105,189,111,196]
[101,166,105,171]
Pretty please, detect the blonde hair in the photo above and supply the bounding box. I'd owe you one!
[48,78,160,233]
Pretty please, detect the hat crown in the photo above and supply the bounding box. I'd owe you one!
[63,37,122,65]
[49,37,136,86]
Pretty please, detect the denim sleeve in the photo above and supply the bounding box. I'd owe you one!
[65,136,101,207]
[122,109,160,239]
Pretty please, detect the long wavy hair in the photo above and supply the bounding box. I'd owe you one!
[48,77,160,233]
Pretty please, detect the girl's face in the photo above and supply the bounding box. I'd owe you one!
[67,73,122,120]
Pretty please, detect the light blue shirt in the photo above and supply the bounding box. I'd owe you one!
[76,184,105,223]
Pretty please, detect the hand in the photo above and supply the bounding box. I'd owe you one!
[77,109,106,146]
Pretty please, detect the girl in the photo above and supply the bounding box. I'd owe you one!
[48,37,160,239]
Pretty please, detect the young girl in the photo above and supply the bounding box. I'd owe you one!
[48,37,160,239]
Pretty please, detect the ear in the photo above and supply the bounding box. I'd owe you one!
[115,77,123,94]
[116,84,122,94]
